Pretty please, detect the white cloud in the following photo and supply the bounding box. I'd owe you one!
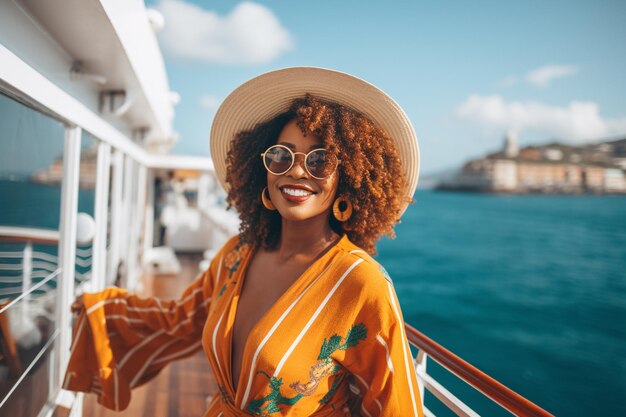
[199,95,220,110]
[457,95,626,141]
[525,65,577,87]
[157,0,293,65]
[496,75,518,88]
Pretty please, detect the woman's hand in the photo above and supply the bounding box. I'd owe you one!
[71,295,84,314]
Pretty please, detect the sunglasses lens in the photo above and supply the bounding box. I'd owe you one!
[264,146,293,174]
[307,150,337,178]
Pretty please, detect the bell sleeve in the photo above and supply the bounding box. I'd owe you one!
[336,262,424,417]
[62,258,218,411]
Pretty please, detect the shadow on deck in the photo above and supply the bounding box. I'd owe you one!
[83,254,218,417]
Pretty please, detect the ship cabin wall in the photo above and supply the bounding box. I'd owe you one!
[0,0,175,148]
[0,1,128,136]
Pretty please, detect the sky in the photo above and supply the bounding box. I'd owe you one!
[147,0,626,174]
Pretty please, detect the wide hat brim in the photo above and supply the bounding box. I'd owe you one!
[210,66,420,215]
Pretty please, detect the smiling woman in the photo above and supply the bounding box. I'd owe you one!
[226,94,409,254]
[63,67,423,417]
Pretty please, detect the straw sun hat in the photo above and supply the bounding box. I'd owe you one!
[209,67,420,215]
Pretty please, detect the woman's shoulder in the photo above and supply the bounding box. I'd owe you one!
[335,236,394,291]
[332,237,399,324]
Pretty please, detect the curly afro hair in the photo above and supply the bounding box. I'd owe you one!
[225,94,411,255]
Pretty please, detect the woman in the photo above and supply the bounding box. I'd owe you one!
[64,68,423,417]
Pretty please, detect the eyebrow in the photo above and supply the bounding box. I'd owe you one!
[278,141,323,150]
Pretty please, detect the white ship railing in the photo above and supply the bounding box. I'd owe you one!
[0,226,64,411]
[0,225,94,309]
[405,324,554,417]
[0,224,98,412]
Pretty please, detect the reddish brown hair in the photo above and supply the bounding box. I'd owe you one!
[225,94,410,254]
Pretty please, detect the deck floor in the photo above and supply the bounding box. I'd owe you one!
[83,254,218,417]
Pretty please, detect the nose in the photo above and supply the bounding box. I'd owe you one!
[286,153,309,178]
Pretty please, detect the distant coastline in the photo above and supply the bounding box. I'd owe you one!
[434,135,626,195]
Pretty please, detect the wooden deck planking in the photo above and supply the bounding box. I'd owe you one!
[83,254,218,417]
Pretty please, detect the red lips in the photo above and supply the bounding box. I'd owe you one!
[279,184,315,203]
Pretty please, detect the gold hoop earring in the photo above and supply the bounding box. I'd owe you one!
[333,196,353,222]
[261,187,276,211]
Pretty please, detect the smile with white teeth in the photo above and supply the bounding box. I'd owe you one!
[281,187,313,196]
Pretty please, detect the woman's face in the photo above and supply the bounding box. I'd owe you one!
[266,119,339,223]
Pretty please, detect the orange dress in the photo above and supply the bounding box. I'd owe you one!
[64,234,424,417]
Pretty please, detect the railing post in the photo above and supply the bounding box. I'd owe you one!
[92,141,111,292]
[108,150,124,286]
[416,350,427,410]
[55,125,82,388]
[126,162,146,290]
[21,241,32,319]
[143,168,155,254]
[119,155,135,289]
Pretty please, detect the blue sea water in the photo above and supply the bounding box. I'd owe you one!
[0,178,94,229]
[1,180,624,416]
[376,190,626,417]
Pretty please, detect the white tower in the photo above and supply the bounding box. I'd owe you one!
[504,130,519,158]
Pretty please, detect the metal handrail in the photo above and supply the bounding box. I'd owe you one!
[0,227,93,301]
[0,226,59,245]
[405,324,554,417]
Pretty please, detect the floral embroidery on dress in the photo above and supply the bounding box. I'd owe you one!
[224,241,249,278]
[245,323,368,415]
[289,359,339,396]
[246,371,303,416]
[216,241,250,300]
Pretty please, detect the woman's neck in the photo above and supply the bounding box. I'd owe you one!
[275,213,339,261]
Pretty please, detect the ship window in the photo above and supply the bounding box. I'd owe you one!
[0,92,65,230]
[0,92,64,415]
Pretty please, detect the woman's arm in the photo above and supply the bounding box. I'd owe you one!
[62,241,230,411]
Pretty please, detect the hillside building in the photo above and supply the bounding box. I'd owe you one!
[437,136,626,194]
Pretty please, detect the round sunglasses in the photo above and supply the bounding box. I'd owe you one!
[260,144,339,179]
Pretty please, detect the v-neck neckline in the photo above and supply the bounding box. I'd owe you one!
[225,234,349,402]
